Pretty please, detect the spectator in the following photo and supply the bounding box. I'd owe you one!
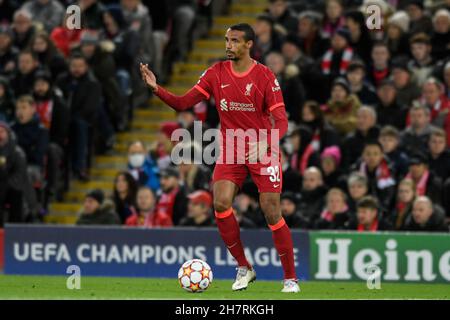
[343,106,380,168]
[405,0,433,35]
[315,188,351,230]
[21,0,65,33]
[297,167,327,227]
[351,141,397,211]
[400,103,436,155]
[404,196,448,232]
[320,146,346,189]
[430,9,450,61]
[386,11,410,58]
[427,128,450,181]
[76,189,121,225]
[11,95,49,188]
[0,26,18,77]
[287,125,321,176]
[391,56,421,108]
[126,186,172,227]
[348,195,392,231]
[379,125,410,178]
[346,60,378,106]
[266,0,298,34]
[178,150,212,194]
[346,172,369,214]
[280,146,302,193]
[252,14,283,63]
[0,0,18,25]
[12,9,36,50]
[345,10,373,65]
[56,53,102,181]
[321,0,345,39]
[405,151,443,206]
[297,10,329,59]
[50,12,83,58]
[0,76,15,123]
[79,0,106,30]
[179,190,214,227]
[232,206,257,229]
[391,178,416,230]
[444,61,450,98]
[322,77,361,136]
[112,171,138,223]
[408,33,434,87]
[150,121,180,170]
[265,51,305,122]
[280,191,308,228]
[155,166,188,226]
[0,121,37,227]
[127,140,160,192]
[367,41,391,88]
[375,79,408,130]
[10,50,39,97]
[233,185,266,227]
[30,31,68,81]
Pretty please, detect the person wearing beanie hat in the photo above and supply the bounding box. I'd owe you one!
[76,189,121,225]
[280,191,308,228]
[386,11,411,57]
[431,9,450,61]
[21,0,65,33]
[388,11,410,33]
[320,146,346,189]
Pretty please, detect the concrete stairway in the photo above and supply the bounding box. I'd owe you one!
[45,0,266,224]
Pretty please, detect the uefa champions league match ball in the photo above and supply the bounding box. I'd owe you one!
[178,259,213,293]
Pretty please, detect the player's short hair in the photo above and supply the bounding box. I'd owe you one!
[380,125,400,139]
[357,195,379,211]
[228,23,256,42]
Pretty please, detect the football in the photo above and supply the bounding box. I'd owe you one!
[178,259,213,293]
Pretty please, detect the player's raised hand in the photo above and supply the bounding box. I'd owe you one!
[140,63,157,91]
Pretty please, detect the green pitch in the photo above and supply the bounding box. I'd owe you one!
[0,275,448,299]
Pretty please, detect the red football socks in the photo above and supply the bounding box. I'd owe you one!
[215,207,251,269]
[269,218,297,280]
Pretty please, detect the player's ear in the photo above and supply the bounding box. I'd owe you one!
[246,40,253,50]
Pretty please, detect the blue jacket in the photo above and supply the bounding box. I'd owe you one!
[128,155,160,192]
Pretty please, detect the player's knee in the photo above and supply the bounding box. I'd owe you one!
[213,198,232,213]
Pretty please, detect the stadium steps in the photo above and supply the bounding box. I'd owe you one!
[45,0,267,224]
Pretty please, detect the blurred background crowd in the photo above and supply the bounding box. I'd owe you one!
[0,0,449,233]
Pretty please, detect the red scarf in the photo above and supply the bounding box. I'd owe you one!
[357,218,379,232]
[320,205,349,222]
[155,187,179,220]
[34,100,53,129]
[321,47,353,75]
[406,170,429,196]
[372,68,389,87]
[359,159,395,189]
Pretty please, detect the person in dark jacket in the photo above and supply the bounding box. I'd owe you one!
[280,146,302,193]
[266,0,298,34]
[391,56,421,108]
[346,172,370,215]
[0,76,15,123]
[375,79,408,130]
[379,125,410,178]
[320,145,347,189]
[346,60,378,106]
[367,41,391,88]
[10,50,39,97]
[0,26,18,77]
[76,189,121,225]
[80,0,106,30]
[112,171,138,224]
[404,196,448,232]
[391,178,416,230]
[298,167,327,227]
[427,127,450,181]
[298,10,329,59]
[345,10,373,65]
[252,14,284,63]
[12,9,36,50]
[430,9,450,61]
[0,121,38,226]
[280,191,308,229]
[315,188,352,230]
[179,190,214,227]
[287,124,321,176]
[56,53,101,180]
[347,196,392,231]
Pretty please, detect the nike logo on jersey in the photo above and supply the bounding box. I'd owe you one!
[221,84,230,89]
[273,184,280,188]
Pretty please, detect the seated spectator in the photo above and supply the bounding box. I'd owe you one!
[297,11,329,59]
[50,13,83,58]
[315,188,351,230]
[404,196,448,232]
[0,26,18,77]
[297,167,327,226]
[343,106,380,168]
[80,0,106,30]
[12,9,36,50]
[127,140,160,192]
[0,76,15,123]
[178,145,212,193]
[391,57,421,108]
[0,121,38,226]
[155,166,188,226]
[0,1,17,25]
[300,100,340,151]
[367,41,391,88]
[406,0,433,35]
[427,128,450,181]
[400,103,437,156]
[179,190,214,227]
[321,0,345,39]
[265,51,305,122]
[346,172,370,214]
[252,14,284,63]
[126,186,172,227]
[345,10,372,65]
[233,184,266,227]
[346,61,378,106]
[322,77,361,136]
[280,191,308,229]
[21,0,65,33]
[379,125,410,178]
[232,206,257,229]
[385,11,410,58]
[30,31,68,81]
[405,151,443,206]
[56,53,102,181]
[266,0,298,34]
[320,146,346,189]
[11,95,49,188]
[444,61,450,98]
[408,33,435,87]
[348,195,392,231]
[76,189,120,225]
[150,121,180,170]
[419,78,450,145]
[10,50,39,97]
[351,141,397,211]
[430,9,450,61]
[391,178,416,230]
[287,125,321,176]
[375,79,408,130]
[112,171,138,224]
[280,146,302,193]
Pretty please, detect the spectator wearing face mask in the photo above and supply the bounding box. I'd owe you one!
[127,140,160,193]
[404,196,448,232]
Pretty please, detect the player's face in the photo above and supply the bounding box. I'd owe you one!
[225,29,251,61]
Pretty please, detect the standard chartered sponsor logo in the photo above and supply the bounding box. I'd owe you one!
[220,98,228,111]
[220,99,255,112]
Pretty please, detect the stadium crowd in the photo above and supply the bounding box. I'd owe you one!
[0,0,449,233]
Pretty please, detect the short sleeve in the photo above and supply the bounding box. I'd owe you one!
[264,69,285,112]
[194,66,215,100]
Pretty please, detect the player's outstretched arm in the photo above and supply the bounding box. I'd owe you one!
[140,63,205,111]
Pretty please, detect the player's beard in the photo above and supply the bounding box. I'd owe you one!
[226,50,238,61]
